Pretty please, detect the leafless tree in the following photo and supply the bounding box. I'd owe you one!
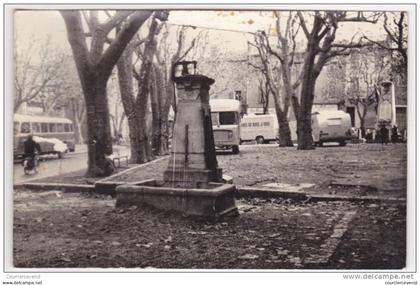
[346,49,389,136]
[250,11,304,147]
[363,12,407,76]
[257,77,270,114]
[14,37,65,113]
[116,13,169,163]
[61,10,160,176]
[294,11,381,149]
[151,24,203,155]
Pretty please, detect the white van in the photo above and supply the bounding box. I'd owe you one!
[290,110,352,146]
[240,114,279,144]
[210,99,242,154]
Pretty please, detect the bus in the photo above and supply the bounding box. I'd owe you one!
[240,114,279,144]
[14,114,76,159]
[210,99,241,154]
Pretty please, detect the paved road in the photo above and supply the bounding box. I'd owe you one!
[13,145,130,184]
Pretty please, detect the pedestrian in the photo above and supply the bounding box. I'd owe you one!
[391,125,399,144]
[365,129,373,143]
[23,135,41,168]
[379,125,389,145]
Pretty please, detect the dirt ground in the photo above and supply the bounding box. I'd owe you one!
[13,191,405,269]
[104,143,407,197]
[13,143,407,269]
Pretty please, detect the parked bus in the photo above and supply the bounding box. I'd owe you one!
[240,113,279,144]
[289,110,352,146]
[209,99,241,154]
[14,114,76,159]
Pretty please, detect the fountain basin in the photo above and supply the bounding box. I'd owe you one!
[115,179,238,219]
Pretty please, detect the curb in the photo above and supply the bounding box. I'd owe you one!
[14,182,94,193]
[14,183,406,203]
[236,186,307,200]
[236,186,406,203]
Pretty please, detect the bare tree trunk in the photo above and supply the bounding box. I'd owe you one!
[150,64,172,155]
[150,65,162,155]
[84,77,114,177]
[71,100,84,144]
[271,92,293,147]
[134,92,153,162]
[297,74,316,149]
[132,16,160,162]
[296,40,319,150]
[117,46,152,163]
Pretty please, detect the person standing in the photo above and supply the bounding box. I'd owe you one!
[380,125,389,145]
[391,125,399,144]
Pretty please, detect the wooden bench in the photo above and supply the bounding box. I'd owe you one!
[112,147,129,168]
[113,156,129,168]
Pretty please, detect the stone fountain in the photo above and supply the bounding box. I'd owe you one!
[115,61,238,219]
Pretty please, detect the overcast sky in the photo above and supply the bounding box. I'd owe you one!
[14,10,393,59]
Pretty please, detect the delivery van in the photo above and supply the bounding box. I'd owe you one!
[210,99,241,154]
[240,114,279,144]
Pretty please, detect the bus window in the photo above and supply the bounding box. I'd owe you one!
[20,122,31,133]
[14,122,19,135]
[64,124,70,132]
[219,112,236,125]
[248,123,252,127]
[241,123,247,127]
[32,123,41,133]
[56,123,64,133]
[252,122,260,127]
[41,123,48,133]
[263,122,270,126]
[70,124,74,132]
[49,123,56,133]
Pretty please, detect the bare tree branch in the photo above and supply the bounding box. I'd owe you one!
[297,11,310,38]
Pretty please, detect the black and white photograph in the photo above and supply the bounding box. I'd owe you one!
[2,2,417,284]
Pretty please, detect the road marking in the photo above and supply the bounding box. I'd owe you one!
[304,210,358,265]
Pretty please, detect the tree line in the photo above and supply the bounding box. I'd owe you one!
[14,10,407,178]
[248,11,407,149]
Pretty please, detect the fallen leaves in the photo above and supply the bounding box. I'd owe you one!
[238,254,259,260]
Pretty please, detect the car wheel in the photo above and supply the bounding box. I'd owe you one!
[232,145,240,154]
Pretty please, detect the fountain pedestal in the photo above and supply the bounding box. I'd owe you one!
[115,64,238,219]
